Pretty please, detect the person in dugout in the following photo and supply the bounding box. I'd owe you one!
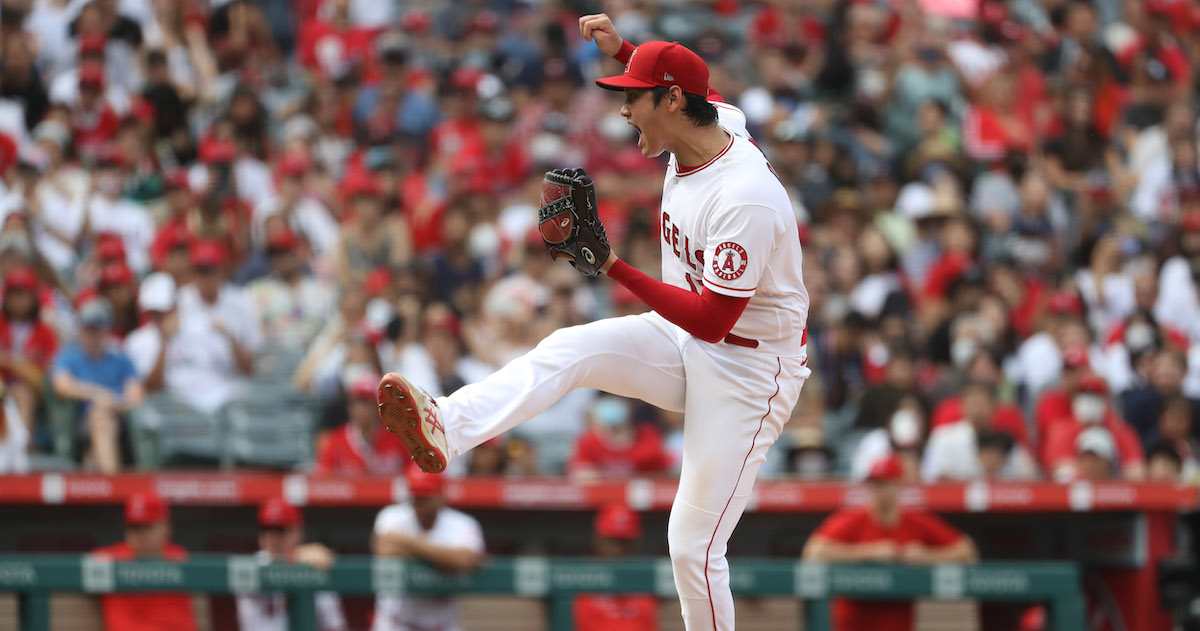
[802,455,978,631]
[237,497,347,631]
[91,491,198,631]
[574,503,658,631]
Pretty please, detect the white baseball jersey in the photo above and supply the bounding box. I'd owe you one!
[430,99,812,631]
[235,551,347,631]
[657,103,809,355]
[371,504,485,631]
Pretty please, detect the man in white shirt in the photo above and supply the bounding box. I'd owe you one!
[372,470,485,631]
[169,242,262,413]
[237,497,346,631]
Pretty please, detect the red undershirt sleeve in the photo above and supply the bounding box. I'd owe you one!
[613,40,636,65]
[607,259,750,343]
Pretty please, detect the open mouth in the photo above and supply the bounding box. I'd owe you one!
[629,122,643,145]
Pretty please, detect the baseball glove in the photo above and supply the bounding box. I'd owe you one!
[538,167,611,277]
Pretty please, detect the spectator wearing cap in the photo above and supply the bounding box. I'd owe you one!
[168,241,262,413]
[189,136,253,259]
[0,267,57,433]
[51,297,143,473]
[568,395,670,482]
[331,170,412,287]
[64,62,123,161]
[92,492,197,631]
[314,374,409,476]
[237,498,346,631]
[372,469,485,631]
[1040,374,1145,480]
[253,152,338,257]
[922,381,1037,482]
[1070,426,1122,480]
[96,261,138,339]
[123,272,178,391]
[246,228,334,354]
[804,455,977,631]
[85,153,154,273]
[574,503,657,631]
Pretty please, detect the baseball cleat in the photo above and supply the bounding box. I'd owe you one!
[377,373,448,474]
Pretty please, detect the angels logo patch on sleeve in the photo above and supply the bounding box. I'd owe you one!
[712,242,748,281]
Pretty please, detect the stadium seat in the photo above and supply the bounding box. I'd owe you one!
[129,395,230,468]
[222,387,315,470]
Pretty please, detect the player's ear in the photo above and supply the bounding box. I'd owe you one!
[667,86,684,113]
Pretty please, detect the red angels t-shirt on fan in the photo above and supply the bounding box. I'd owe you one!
[812,508,964,631]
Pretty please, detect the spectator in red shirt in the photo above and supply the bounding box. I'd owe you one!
[803,456,978,631]
[92,492,198,631]
[314,374,409,476]
[1033,346,1093,443]
[568,396,670,481]
[0,267,57,434]
[1041,374,1145,480]
[574,503,657,631]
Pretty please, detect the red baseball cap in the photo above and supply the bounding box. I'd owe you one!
[198,137,237,164]
[278,153,310,178]
[79,65,106,87]
[125,491,169,525]
[266,229,300,253]
[1183,211,1200,233]
[78,34,107,55]
[1078,374,1109,395]
[406,468,445,498]
[349,374,379,400]
[162,224,194,251]
[594,503,641,540]
[595,41,709,97]
[866,455,905,482]
[100,262,133,286]
[342,171,380,198]
[1047,291,1084,316]
[190,240,227,267]
[97,234,126,262]
[258,497,302,529]
[4,267,38,292]
[1061,347,1090,370]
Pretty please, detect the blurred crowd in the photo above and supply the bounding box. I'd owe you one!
[0,0,1198,485]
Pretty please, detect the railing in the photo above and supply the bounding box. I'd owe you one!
[0,556,1085,631]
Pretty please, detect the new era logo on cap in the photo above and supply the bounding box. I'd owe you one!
[597,41,709,96]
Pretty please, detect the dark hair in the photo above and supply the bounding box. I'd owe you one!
[976,430,1015,454]
[1147,443,1183,468]
[650,87,718,127]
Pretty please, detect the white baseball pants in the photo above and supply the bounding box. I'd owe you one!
[438,312,809,630]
